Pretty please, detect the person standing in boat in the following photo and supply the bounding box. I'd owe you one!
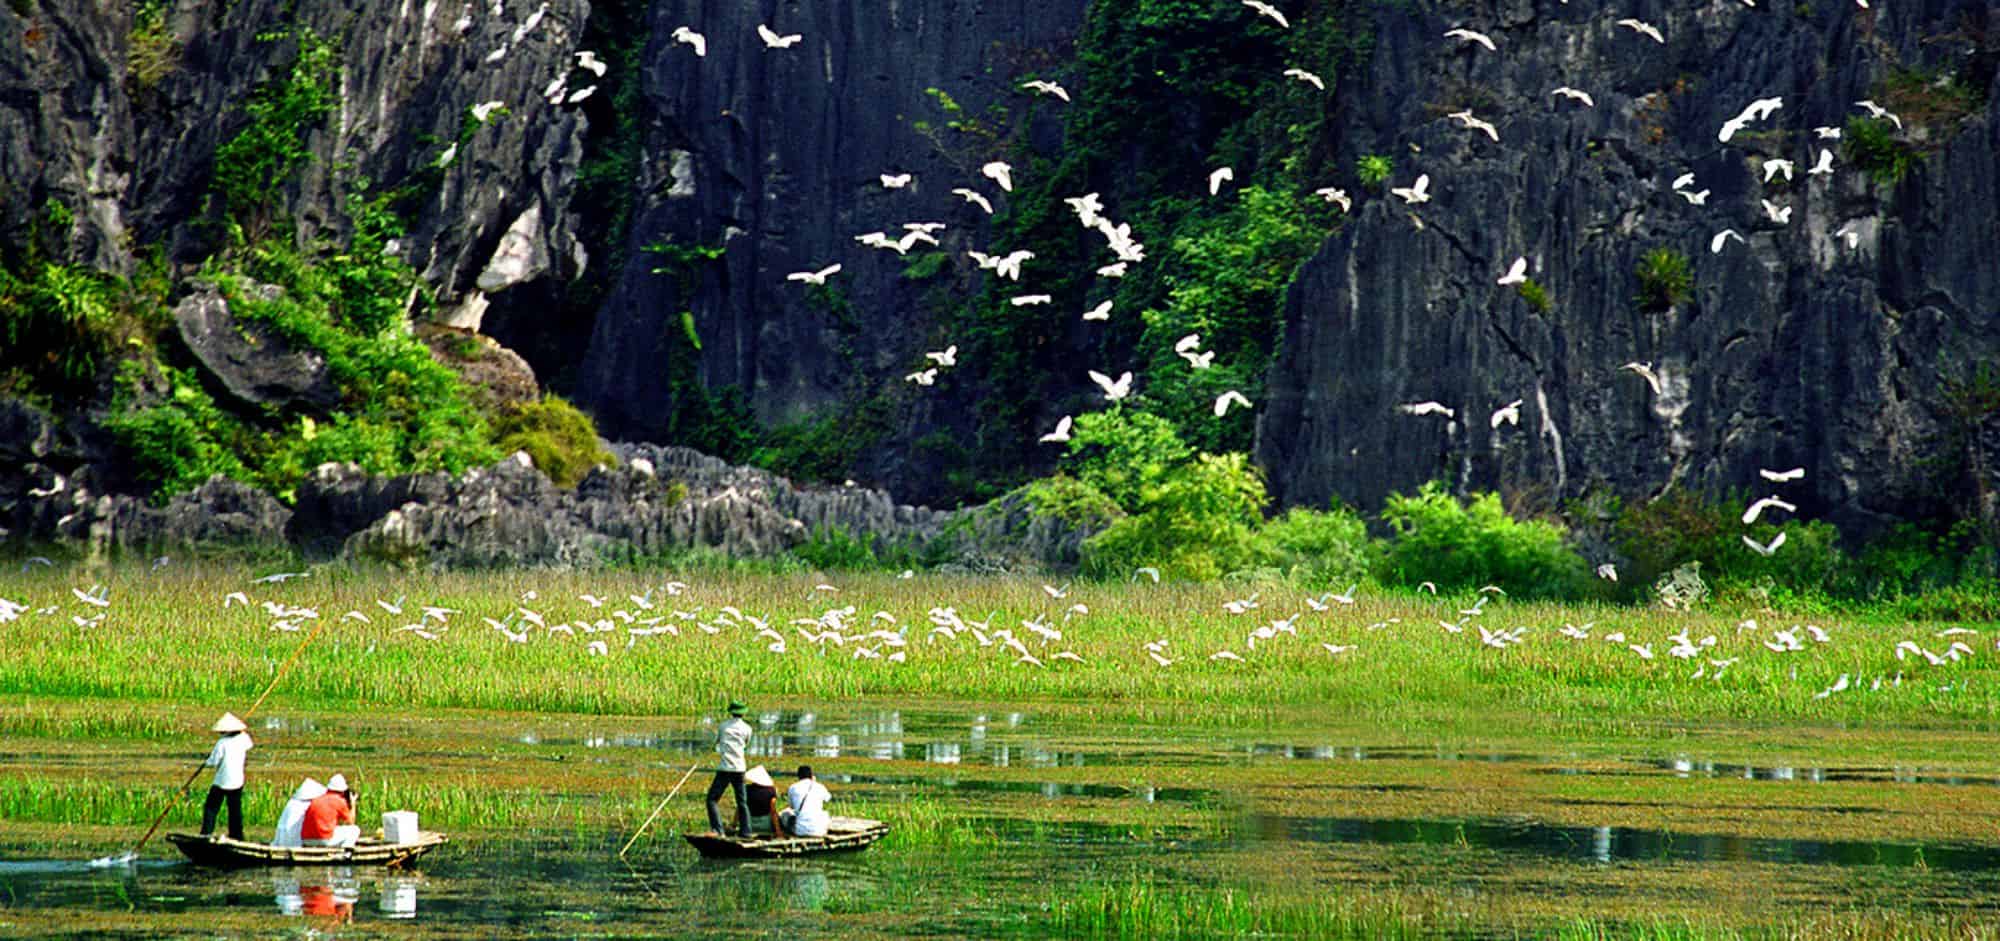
[780,765,832,838]
[302,774,361,847]
[706,700,755,838]
[742,766,781,837]
[199,712,253,841]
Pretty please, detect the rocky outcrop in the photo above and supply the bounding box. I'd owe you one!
[574,0,1089,480]
[1,0,589,322]
[1257,0,2000,534]
[418,325,541,411]
[174,283,339,412]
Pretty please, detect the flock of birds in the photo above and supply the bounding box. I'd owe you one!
[0,569,1983,706]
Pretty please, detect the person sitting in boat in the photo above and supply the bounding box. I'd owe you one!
[780,765,832,838]
[273,778,325,847]
[706,700,754,838]
[302,773,361,847]
[742,766,780,837]
[200,712,253,841]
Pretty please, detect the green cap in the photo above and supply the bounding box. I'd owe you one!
[727,700,747,716]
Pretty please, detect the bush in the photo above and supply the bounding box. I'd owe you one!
[1633,247,1692,312]
[791,527,923,572]
[1083,452,1274,581]
[1060,410,1191,512]
[1022,474,1125,529]
[1376,482,1590,598]
[211,27,338,237]
[1613,490,1842,604]
[104,365,254,498]
[0,262,120,390]
[1355,154,1393,188]
[1516,278,1551,313]
[489,396,612,488]
[1263,505,1371,589]
[1844,116,1917,185]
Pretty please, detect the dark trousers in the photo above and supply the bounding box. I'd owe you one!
[200,785,244,840]
[706,771,750,837]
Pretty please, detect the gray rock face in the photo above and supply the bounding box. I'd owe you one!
[574,0,1089,449]
[173,283,339,411]
[1,0,588,321]
[1257,0,2000,534]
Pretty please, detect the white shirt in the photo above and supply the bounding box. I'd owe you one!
[716,718,752,772]
[785,779,831,837]
[205,733,253,790]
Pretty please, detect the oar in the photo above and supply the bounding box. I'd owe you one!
[619,764,699,858]
[128,615,332,858]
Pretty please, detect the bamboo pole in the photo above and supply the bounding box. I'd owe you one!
[619,764,700,858]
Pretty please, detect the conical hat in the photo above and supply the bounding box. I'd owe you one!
[291,778,326,802]
[745,766,774,787]
[326,774,348,792]
[212,712,248,733]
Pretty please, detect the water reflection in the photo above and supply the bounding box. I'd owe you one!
[545,710,1089,769]
[1264,813,2000,872]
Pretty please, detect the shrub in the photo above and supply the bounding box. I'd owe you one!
[1844,116,1917,185]
[791,527,922,572]
[1263,505,1371,589]
[0,262,120,390]
[104,365,254,498]
[489,396,612,488]
[211,27,338,237]
[1634,248,1692,312]
[126,0,179,90]
[1355,154,1393,188]
[1376,482,1590,598]
[1515,278,1551,313]
[1083,453,1274,581]
[1022,474,1125,529]
[1060,410,1191,512]
[1612,489,1843,603]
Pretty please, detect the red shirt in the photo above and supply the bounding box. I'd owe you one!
[301,792,354,840]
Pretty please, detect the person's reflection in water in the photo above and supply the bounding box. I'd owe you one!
[379,876,420,919]
[298,881,356,922]
[273,875,303,916]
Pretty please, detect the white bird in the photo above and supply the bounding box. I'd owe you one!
[993,250,1034,281]
[1808,149,1835,176]
[1443,28,1495,51]
[1622,362,1663,397]
[1088,370,1134,402]
[1314,187,1351,211]
[1596,563,1619,582]
[880,173,912,190]
[1021,79,1070,102]
[982,161,1014,192]
[1834,221,1862,250]
[1181,350,1216,370]
[586,640,608,656]
[925,345,959,366]
[671,26,706,57]
[1490,399,1523,429]
[1322,643,1356,656]
[1040,416,1074,444]
[1398,401,1454,418]
[1011,294,1053,307]
[1283,68,1325,91]
[223,591,250,608]
[1677,188,1711,206]
[1134,567,1162,583]
[1710,229,1745,254]
[1742,532,1788,556]
[951,188,994,214]
[1496,257,1527,286]
[1760,199,1793,225]
[1447,109,1499,143]
[1082,300,1114,321]
[905,368,938,387]
[1672,172,1697,191]
[1207,166,1234,196]
[1629,643,1656,660]
[576,50,607,77]
[1389,174,1431,204]
[252,571,308,584]
[1616,18,1664,44]
[1815,126,1844,140]
[1213,390,1253,417]
[786,264,842,285]
[1760,467,1806,483]
[1241,0,1289,28]
[566,86,597,105]
[1210,649,1246,662]
[756,24,802,48]
[470,100,506,123]
[1762,159,1795,183]
[1175,334,1203,354]
[1550,86,1594,108]
[1814,673,1851,699]
[1742,495,1798,525]
[1855,99,1903,129]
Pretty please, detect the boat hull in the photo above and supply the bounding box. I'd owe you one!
[165,831,447,868]
[683,817,888,859]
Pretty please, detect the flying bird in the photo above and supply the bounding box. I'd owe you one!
[576,50,607,77]
[1207,166,1234,196]
[1710,229,1744,254]
[1742,495,1798,525]
[1808,149,1835,176]
[1760,467,1806,483]
[952,188,994,214]
[1314,187,1351,211]
[1011,294,1052,307]
[1615,18,1664,44]
[925,345,959,366]
[1447,109,1499,143]
[1443,28,1496,51]
[1742,532,1788,556]
[786,264,842,285]
[1496,256,1527,286]
[671,26,707,57]
[1677,188,1711,206]
[1021,79,1070,102]
[982,161,1014,192]
[1854,99,1903,129]
[1550,86,1594,108]
[1398,401,1454,418]
[1082,300,1113,321]
[1621,361,1663,397]
[1283,68,1325,91]
[1040,416,1074,444]
[905,368,938,386]
[756,24,803,48]
[1389,174,1431,205]
[1490,399,1523,429]
[880,173,913,189]
[1241,0,1289,28]
[1760,198,1793,225]
[1088,370,1134,401]
[1213,390,1253,417]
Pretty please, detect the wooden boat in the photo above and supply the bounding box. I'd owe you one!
[683,816,888,859]
[165,831,448,868]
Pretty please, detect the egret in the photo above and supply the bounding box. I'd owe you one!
[1241,0,1289,28]
[1021,79,1070,102]
[1174,333,1202,354]
[1097,262,1129,278]
[925,345,959,366]
[1550,86,1594,108]
[1314,187,1351,211]
[1088,370,1134,401]
[1496,257,1528,285]
[1742,532,1788,556]
[1760,198,1793,225]
[786,264,842,285]
[880,173,912,189]
[951,188,994,214]
[1621,361,1663,397]
[1207,166,1234,196]
[1447,109,1499,143]
[905,369,938,386]
[993,250,1034,281]
[1615,18,1664,43]
[1808,149,1834,175]
[1082,300,1113,321]
[1443,28,1496,51]
[1398,401,1454,418]
[671,26,706,57]
[1677,188,1711,206]
[1710,229,1744,253]
[1283,68,1325,91]
[566,86,596,104]
[1596,563,1619,582]
[576,50,607,76]
[756,24,802,48]
[1039,416,1074,444]
[470,100,505,122]
[1760,467,1806,482]
[1815,126,1843,140]
[982,161,1013,192]
[1182,350,1216,369]
[1854,99,1902,129]
[1490,399,1523,429]
[1672,172,1696,190]
[1213,390,1253,417]
[1010,294,1052,306]
[1742,495,1797,524]
[1389,174,1431,204]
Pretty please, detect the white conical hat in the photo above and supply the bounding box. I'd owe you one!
[290,778,326,802]
[326,774,348,791]
[745,765,774,787]
[212,712,248,733]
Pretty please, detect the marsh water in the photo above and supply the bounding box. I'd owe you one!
[7,704,2000,937]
